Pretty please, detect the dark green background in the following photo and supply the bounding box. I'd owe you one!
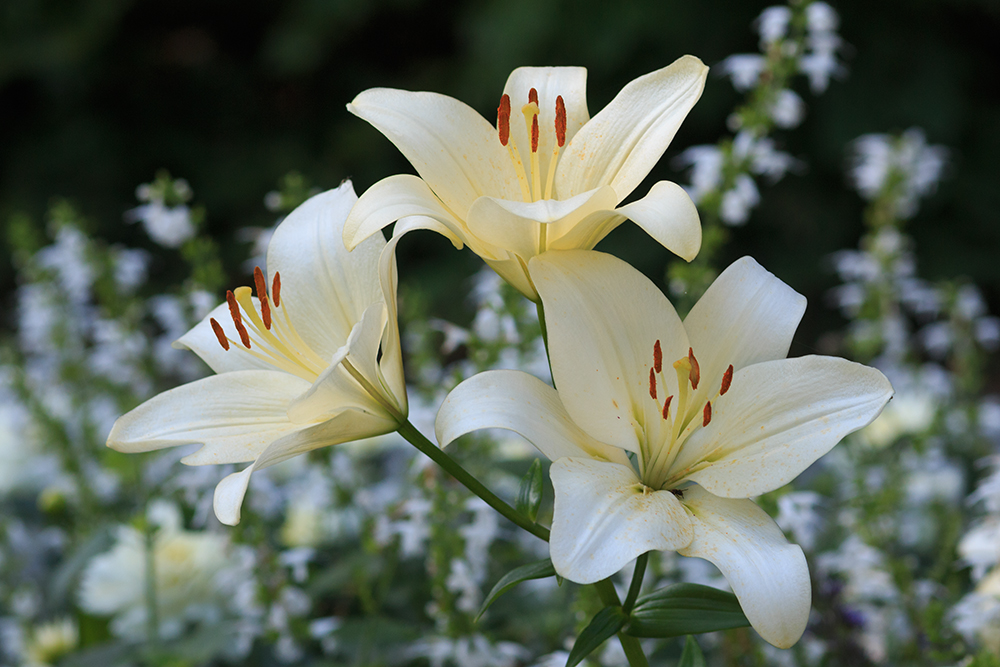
[2,0,998,339]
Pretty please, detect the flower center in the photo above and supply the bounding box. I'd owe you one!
[640,341,734,490]
[497,88,567,204]
[208,266,329,382]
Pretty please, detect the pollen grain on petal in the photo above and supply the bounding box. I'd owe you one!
[653,339,662,374]
[272,272,281,307]
[688,347,701,390]
[703,401,712,427]
[649,367,657,400]
[209,318,230,351]
[662,395,673,420]
[555,95,566,147]
[721,364,734,395]
[498,94,511,146]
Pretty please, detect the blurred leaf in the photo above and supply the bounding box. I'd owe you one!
[476,557,556,621]
[566,605,628,667]
[515,458,543,522]
[624,583,749,638]
[679,635,707,667]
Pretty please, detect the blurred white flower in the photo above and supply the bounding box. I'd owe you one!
[127,200,197,249]
[720,174,761,225]
[756,6,793,46]
[859,389,936,448]
[720,54,766,91]
[849,129,948,218]
[22,619,78,667]
[769,89,805,129]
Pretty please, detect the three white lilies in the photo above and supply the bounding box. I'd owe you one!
[108,60,892,650]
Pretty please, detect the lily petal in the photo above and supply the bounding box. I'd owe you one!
[266,182,385,361]
[683,257,806,406]
[550,458,694,584]
[106,371,312,464]
[344,174,476,253]
[502,66,590,189]
[435,370,631,465]
[213,407,400,526]
[615,181,702,261]
[530,250,689,454]
[174,301,273,375]
[348,88,521,213]
[675,356,893,497]
[466,186,618,260]
[555,56,708,200]
[678,486,810,649]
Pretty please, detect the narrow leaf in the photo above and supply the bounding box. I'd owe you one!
[476,558,556,621]
[678,635,706,667]
[566,606,629,667]
[624,583,749,638]
[516,458,544,522]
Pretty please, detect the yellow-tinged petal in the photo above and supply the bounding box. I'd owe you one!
[614,181,702,261]
[530,250,689,454]
[348,88,521,213]
[555,56,708,200]
[435,370,631,466]
[175,300,273,375]
[678,487,811,649]
[674,356,893,497]
[550,458,694,584]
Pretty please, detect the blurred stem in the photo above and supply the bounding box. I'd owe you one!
[622,552,648,614]
[143,519,160,644]
[594,578,650,667]
[397,420,550,542]
[536,300,553,386]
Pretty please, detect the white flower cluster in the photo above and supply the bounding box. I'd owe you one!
[849,128,948,219]
[127,176,197,248]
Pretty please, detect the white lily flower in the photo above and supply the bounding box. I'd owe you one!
[436,250,892,648]
[108,182,407,525]
[344,57,708,300]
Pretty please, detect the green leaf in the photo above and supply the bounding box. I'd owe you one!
[516,458,544,522]
[476,558,556,621]
[623,583,749,638]
[678,635,707,667]
[566,606,629,667]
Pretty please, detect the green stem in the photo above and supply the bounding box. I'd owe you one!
[396,419,550,542]
[622,552,648,614]
[594,579,650,667]
[535,300,553,386]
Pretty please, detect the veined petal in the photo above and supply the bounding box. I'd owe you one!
[614,181,702,261]
[466,186,618,260]
[555,56,708,199]
[348,88,521,213]
[106,371,312,464]
[683,257,806,408]
[503,67,590,189]
[435,370,631,465]
[344,174,475,253]
[529,250,689,454]
[375,235,409,413]
[550,458,694,584]
[266,182,386,361]
[214,407,399,526]
[674,356,893,497]
[175,301,273,375]
[678,487,810,649]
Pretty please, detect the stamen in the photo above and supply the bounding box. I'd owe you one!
[272,272,281,307]
[210,318,230,351]
[720,364,734,395]
[703,401,712,427]
[254,266,272,330]
[555,95,566,147]
[653,340,662,374]
[662,395,673,420]
[497,94,511,146]
[688,348,701,390]
[648,367,657,400]
[226,290,251,349]
[528,87,538,105]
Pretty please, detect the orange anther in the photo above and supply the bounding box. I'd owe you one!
[210,318,230,351]
[662,395,673,420]
[648,367,657,400]
[528,87,538,105]
[531,114,539,153]
[653,340,662,374]
[703,401,712,427]
[260,294,271,330]
[720,364,734,395]
[498,94,511,146]
[272,271,281,307]
[226,290,251,349]
[688,348,701,390]
[555,95,566,147]
[253,267,272,330]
